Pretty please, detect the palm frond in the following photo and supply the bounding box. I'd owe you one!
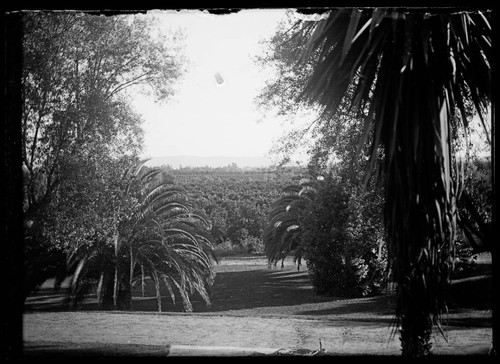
[263,178,321,266]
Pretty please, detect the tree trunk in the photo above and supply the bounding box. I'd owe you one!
[490,103,497,356]
[113,228,120,309]
[141,264,145,297]
[156,281,162,313]
[99,272,117,310]
[152,271,162,312]
[398,278,433,356]
[113,266,119,309]
[129,245,134,309]
[112,247,132,311]
[118,273,132,310]
[96,272,104,308]
[385,68,456,357]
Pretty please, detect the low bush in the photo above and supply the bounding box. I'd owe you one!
[240,235,265,254]
[214,235,265,256]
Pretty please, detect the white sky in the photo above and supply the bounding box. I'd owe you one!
[132,9,492,165]
[132,9,299,161]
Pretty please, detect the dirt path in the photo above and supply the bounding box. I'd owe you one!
[23,310,492,356]
[23,255,493,356]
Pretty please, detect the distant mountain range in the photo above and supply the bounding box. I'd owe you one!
[145,155,274,168]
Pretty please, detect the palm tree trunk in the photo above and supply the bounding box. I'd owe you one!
[398,280,433,356]
[113,267,119,308]
[97,272,104,309]
[129,245,134,309]
[141,264,145,297]
[490,105,497,355]
[152,271,162,312]
[385,63,459,356]
[113,228,120,309]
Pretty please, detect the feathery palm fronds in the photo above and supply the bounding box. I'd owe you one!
[263,178,320,269]
[68,160,217,311]
[123,161,217,312]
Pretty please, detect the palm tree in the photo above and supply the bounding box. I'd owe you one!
[263,177,320,269]
[286,8,492,356]
[68,161,217,311]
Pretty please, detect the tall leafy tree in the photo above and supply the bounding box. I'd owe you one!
[22,11,185,221]
[21,11,186,295]
[268,8,492,356]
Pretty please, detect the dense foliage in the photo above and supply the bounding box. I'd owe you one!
[263,164,387,297]
[458,158,492,252]
[158,166,305,255]
[303,171,387,297]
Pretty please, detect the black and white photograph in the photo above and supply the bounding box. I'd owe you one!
[3,6,495,358]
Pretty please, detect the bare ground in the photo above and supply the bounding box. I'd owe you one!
[23,254,493,356]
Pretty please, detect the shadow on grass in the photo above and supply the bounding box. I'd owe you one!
[25,267,332,313]
[24,342,170,357]
[125,268,334,313]
[24,260,492,319]
[297,295,396,316]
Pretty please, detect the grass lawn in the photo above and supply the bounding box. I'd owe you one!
[23,253,493,356]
